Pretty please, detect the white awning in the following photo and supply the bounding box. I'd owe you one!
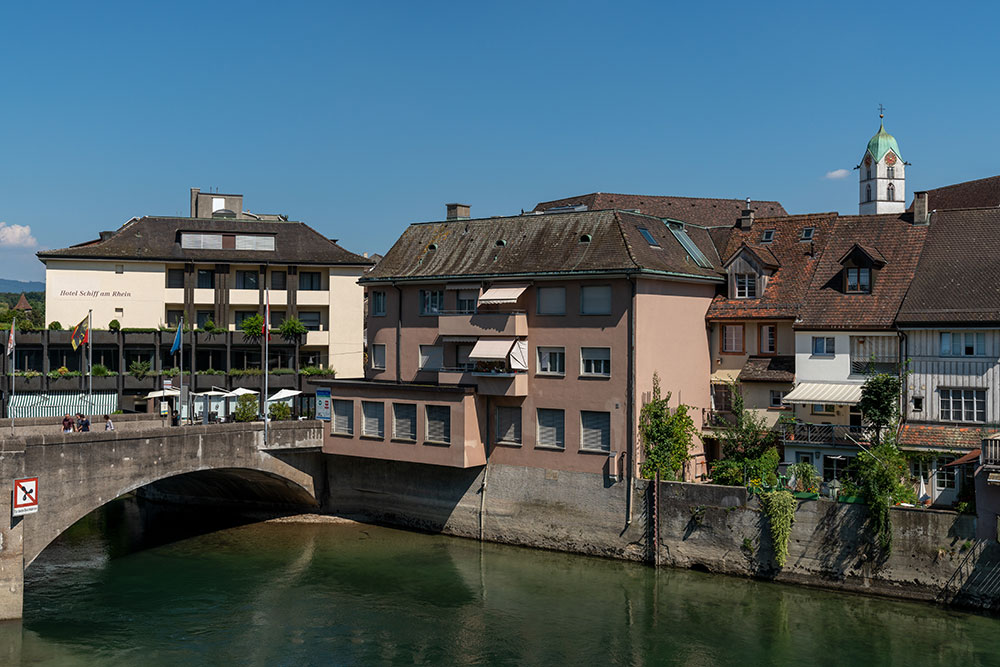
[267,389,302,403]
[469,338,515,360]
[783,382,863,406]
[145,389,180,399]
[225,387,259,397]
[478,284,529,305]
[509,340,529,371]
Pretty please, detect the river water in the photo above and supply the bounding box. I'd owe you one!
[9,499,1000,666]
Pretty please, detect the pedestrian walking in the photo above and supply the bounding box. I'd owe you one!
[104,414,114,431]
[77,413,90,432]
[62,413,74,434]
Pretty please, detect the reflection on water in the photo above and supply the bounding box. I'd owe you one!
[9,497,1000,665]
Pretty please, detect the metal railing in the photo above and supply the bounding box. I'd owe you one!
[702,409,736,428]
[984,439,1000,466]
[782,423,867,445]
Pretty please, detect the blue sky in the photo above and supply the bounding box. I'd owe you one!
[1,1,997,280]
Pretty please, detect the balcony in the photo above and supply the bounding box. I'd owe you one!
[983,437,1000,467]
[229,289,260,305]
[850,355,899,376]
[438,311,527,337]
[305,330,329,347]
[193,288,215,303]
[164,288,184,303]
[296,290,330,306]
[782,422,867,447]
[439,368,528,397]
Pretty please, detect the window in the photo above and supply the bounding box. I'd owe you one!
[196,269,214,289]
[712,384,733,412]
[735,274,757,299]
[581,348,611,376]
[496,406,522,445]
[537,287,566,315]
[668,223,714,268]
[115,264,124,274]
[759,324,777,354]
[769,390,788,408]
[797,453,813,465]
[580,285,612,315]
[887,166,895,179]
[271,310,286,327]
[580,411,611,452]
[235,270,259,290]
[811,404,836,415]
[940,332,986,357]
[536,409,565,449]
[637,227,660,247]
[912,396,924,412]
[419,345,443,371]
[722,325,744,353]
[114,307,123,318]
[425,405,450,444]
[392,403,417,441]
[866,166,872,180]
[295,311,319,331]
[235,235,275,251]
[940,388,986,423]
[196,310,213,328]
[419,289,444,315]
[456,343,474,370]
[456,290,477,314]
[812,336,836,356]
[271,271,287,290]
[332,400,353,435]
[371,291,386,317]
[936,458,956,490]
[362,401,385,438]
[887,182,896,201]
[167,269,185,288]
[801,227,815,241]
[181,233,223,249]
[299,271,322,291]
[846,267,871,293]
[166,309,183,326]
[866,184,872,202]
[537,347,566,375]
[911,460,930,483]
[760,230,774,243]
[371,344,386,370]
[823,455,852,482]
[234,311,257,327]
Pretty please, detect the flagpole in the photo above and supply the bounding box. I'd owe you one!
[263,289,269,446]
[88,309,93,417]
[9,321,14,435]
[179,314,184,425]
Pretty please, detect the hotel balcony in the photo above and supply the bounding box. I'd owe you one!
[304,330,330,347]
[229,289,260,305]
[192,288,215,303]
[164,287,184,303]
[311,379,486,468]
[438,311,528,337]
[438,369,528,397]
[296,290,330,306]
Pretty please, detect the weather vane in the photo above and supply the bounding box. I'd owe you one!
[878,103,885,119]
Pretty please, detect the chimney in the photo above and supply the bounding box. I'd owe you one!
[99,231,115,242]
[190,188,200,217]
[738,197,754,229]
[446,203,470,220]
[913,191,930,225]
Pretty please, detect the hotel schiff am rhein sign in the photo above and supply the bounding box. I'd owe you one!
[12,477,38,517]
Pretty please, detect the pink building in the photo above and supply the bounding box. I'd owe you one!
[314,207,724,480]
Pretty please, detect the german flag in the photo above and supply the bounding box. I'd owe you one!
[70,316,89,351]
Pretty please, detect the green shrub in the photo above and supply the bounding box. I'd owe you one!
[91,364,113,377]
[270,367,296,375]
[278,317,308,341]
[129,360,151,380]
[47,321,63,330]
[787,461,821,493]
[108,319,121,331]
[241,314,264,342]
[268,401,292,421]
[234,394,259,422]
[197,368,226,375]
[230,368,263,377]
[300,366,335,376]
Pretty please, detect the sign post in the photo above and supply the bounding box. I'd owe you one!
[12,477,38,517]
[316,388,331,421]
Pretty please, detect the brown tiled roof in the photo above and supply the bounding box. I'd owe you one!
[36,217,372,266]
[363,210,725,283]
[533,193,787,227]
[897,207,1000,325]
[910,175,1000,212]
[899,422,995,451]
[737,355,794,383]
[725,243,780,269]
[13,293,31,311]
[796,214,926,330]
[706,213,837,321]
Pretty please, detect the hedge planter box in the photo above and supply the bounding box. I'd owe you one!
[18,332,43,345]
[195,374,226,391]
[267,373,297,389]
[793,492,820,500]
[231,375,263,390]
[195,332,228,346]
[122,332,156,345]
[837,495,866,504]
[49,331,72,346]
[90,331,119,345]
[124,376,155,391]
[48,376,83,390]
[89,376,119,391]
[13,376,43,391]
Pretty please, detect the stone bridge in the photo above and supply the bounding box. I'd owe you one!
[0,420,324,619]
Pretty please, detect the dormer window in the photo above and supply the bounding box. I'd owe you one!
[846,267,871,293]
[735,273,757,299]
[760,230,774,243]
[800,227,814,241]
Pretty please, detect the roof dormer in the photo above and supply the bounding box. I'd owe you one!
[838,243,886,294]
[723,243,780,299]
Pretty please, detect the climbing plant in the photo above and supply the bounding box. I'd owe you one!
[639,372,695,480]
[854,433,915,554]
[758,489,796,568]
[710,382,780,487]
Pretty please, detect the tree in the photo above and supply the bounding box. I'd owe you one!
[639,373,695,480]
[278,317,308,342]
[241,314,264,342]
[859,373,902,445]
[710,381,781,486]
[234,394,259,422]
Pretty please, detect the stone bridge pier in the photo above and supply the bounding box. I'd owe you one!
[0,420,325,620]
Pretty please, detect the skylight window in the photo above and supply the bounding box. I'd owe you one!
[800,228,815,241]
[667,223,713,269]
[760,230,775,243]
[638,227,660,247]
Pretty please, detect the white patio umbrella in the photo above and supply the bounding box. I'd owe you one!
[145,389,180,399]
[225,387,259,397]
[266,389,302,403]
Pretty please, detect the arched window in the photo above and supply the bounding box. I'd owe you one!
[866,166,872,180]
[887,183,895,201]
[866,184,872,202]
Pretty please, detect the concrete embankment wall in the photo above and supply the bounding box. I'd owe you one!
[322,455,1000,607]
[0,412,165,436]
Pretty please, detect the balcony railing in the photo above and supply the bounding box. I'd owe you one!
[438,311,528,337]
[983,438,1000,466]
[849,356,899,376]
[782,423,867,446]
[702,409,736,428]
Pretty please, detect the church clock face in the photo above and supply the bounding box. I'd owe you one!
[885,152,897,166]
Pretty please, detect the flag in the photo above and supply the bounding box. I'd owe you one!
[70,316,89,351]
[262,291,271,341]
[6,320,13,357]
[170,319,182,355]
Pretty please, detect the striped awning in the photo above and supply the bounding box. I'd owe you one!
[782,382,863,406]
[8,392,119,418]
[478,284,528,305]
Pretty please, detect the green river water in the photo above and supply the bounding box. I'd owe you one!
[8,499,1000,666]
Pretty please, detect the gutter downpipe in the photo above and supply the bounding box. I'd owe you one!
[625,273,636,530]
[899,329,908,425]
[392,282,402,381]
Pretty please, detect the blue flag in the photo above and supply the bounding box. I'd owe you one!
[170,320,182,355]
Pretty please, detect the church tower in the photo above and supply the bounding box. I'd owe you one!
[858,111,905,215]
